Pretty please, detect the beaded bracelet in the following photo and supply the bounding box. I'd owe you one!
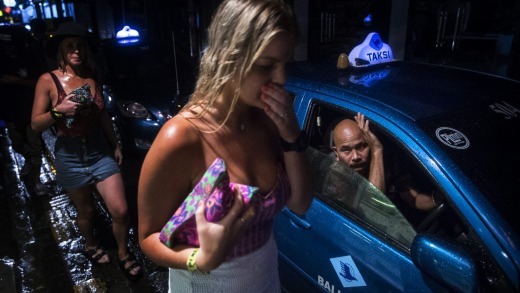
[186,248,199,272]
[50,107,64,120]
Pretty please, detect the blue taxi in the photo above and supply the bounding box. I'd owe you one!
[275,33,520,292]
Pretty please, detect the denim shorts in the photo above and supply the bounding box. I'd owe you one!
[54,130,120,190]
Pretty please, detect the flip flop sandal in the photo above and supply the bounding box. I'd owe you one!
[118,252,143,282]
[84,244,111,265]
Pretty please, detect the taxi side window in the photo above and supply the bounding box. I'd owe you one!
[306,147,417,248]
[305,102,468,249]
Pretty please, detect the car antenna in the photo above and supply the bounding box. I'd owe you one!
[171,30,181,98]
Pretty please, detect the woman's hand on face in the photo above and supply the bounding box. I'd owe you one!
[261,83,301,142]
[193,188,254,272]
[56,94,80,116]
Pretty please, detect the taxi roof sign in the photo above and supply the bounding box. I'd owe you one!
[348,32,394,67]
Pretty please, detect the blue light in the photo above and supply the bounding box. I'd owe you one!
[349,68,391,87]
[117,37,140,45]
[363,14,372,25]
[116,25,139,39]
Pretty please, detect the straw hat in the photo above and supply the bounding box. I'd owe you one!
[45,21,99,58]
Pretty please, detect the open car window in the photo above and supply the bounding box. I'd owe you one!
[307,147,417,248]
[301,100,469,252]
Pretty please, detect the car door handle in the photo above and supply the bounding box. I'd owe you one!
[282,207,312,230]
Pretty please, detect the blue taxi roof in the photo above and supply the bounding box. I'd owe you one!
[287,58,520,122]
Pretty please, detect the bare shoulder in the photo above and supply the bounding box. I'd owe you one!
[153,114,200,148]
[36,71,53,84]
[143,114,202,166]
[140,114,203,193]
[34,72,56,99]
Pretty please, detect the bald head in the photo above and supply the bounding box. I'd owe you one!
[333,119,363,147]
[332,118,370,176]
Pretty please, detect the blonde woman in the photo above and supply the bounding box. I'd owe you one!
[138,0,313,291]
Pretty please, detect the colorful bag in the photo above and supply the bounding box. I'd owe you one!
[159,158,258,247]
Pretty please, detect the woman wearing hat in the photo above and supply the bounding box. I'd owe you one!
[31,21,142,281]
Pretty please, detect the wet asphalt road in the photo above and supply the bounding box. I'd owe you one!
[0,127,168,293]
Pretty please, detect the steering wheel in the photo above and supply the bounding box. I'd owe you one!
[416,202,447,233]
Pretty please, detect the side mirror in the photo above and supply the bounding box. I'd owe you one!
[411,233,478,293]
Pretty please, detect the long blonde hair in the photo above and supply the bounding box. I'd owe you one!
[183,0,299,130]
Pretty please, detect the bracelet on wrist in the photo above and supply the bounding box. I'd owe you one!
[186,248,208,273]
[281,130,308,153]
[186,248,199,271]
[50,107,64,120]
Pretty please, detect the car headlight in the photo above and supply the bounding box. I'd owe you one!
[118,100,151,119]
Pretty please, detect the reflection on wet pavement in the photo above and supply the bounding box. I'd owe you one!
[0,127,168,292]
